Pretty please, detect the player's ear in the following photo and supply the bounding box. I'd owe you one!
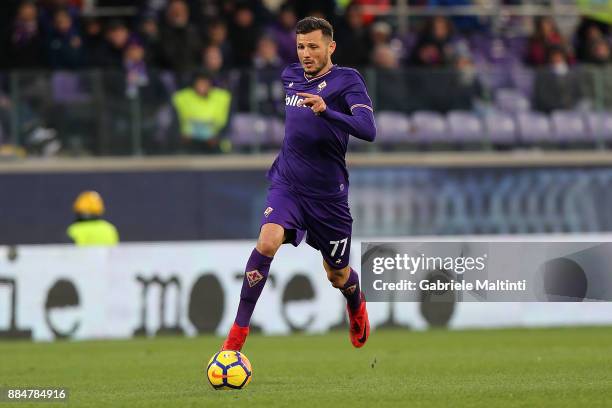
[328,40,336,55]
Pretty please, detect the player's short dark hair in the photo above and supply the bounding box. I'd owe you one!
[296,16,333,40]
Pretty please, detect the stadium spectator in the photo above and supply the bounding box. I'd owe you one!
[371,44,407,112]
[409,16,454,67]
[8,1,46,69]
[583,37,612,65]
[580,40,612,109]
[372,43,400,69]
[67,190,119,246]
[90,20,130,68]
[369,20,392,47]
[46,8,84,69]
[253,36,282,69]
[448,51,484,111]
[533,47,582,113]
[158,0,203,71]
[525,16,570,67]
[82,17,103,57]
[206,19,234,68]
[123,39,150,98]
[266,3,298,64]
[202,44,225,74]
[138,16,160,65]
[228,4,262,68]
[38,0,81,35]
[172,71,232,153]
[251,36,284,116]
[575,16,610,61]
[99,37,169,155]
[334,3,371,67]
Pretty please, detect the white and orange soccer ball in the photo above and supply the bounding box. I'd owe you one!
[206,350,252,390]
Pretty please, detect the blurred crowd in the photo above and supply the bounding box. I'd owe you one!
[2,0,612,155]
[1,1,609,73]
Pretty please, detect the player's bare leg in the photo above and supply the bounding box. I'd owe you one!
[222,223,285,351]
[324,261,370,348]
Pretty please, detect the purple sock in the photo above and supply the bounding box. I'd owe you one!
[341,268,362,311]
[234,248,273,327]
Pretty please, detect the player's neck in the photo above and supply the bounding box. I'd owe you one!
[305,61,334,79]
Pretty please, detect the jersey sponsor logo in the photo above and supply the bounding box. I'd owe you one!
[285,94,307,108]
[246,270,264,287]
[264,206,273,217]
[317,80,327,93]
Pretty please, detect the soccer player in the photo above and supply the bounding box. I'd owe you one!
[223,16,376,351]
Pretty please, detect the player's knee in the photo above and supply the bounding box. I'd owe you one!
[256,237,281,257]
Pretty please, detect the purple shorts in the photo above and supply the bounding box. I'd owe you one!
[260,185,353,269]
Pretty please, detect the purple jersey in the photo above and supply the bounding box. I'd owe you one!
[267,63,376,200]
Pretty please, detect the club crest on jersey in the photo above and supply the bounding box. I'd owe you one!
[317,80,327,93]
[246,270,264,287]
[264,206,274,217]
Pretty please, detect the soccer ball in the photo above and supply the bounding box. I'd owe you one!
[206,350,252,390]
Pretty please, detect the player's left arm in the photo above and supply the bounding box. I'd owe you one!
[297,75,376,142]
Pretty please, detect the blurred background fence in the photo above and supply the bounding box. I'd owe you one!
[3,66,612,155]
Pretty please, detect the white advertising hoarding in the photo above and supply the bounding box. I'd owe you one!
[1,239,612,342]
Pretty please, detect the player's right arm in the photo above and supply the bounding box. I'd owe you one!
[319,102,376,142]
[308,71,376,142]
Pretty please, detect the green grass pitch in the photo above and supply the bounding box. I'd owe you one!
[1,327,612,407]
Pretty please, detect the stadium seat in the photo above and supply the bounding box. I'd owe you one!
[584,111,612,142]
[411,111,449,144]
[551,110,590,143]
[516,111,552,144]
[483,111,517,145]
[495,88,530,113]
[447,111,484,143]
[375,111,412,144]
[228,113,268,149]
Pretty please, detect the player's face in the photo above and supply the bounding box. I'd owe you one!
[297,30,336,77]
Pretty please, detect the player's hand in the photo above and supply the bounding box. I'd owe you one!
[297,92,326,115]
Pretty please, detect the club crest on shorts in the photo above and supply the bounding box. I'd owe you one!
[317,80,327,93]
[246,269,264,287]
[264,206,274,217]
